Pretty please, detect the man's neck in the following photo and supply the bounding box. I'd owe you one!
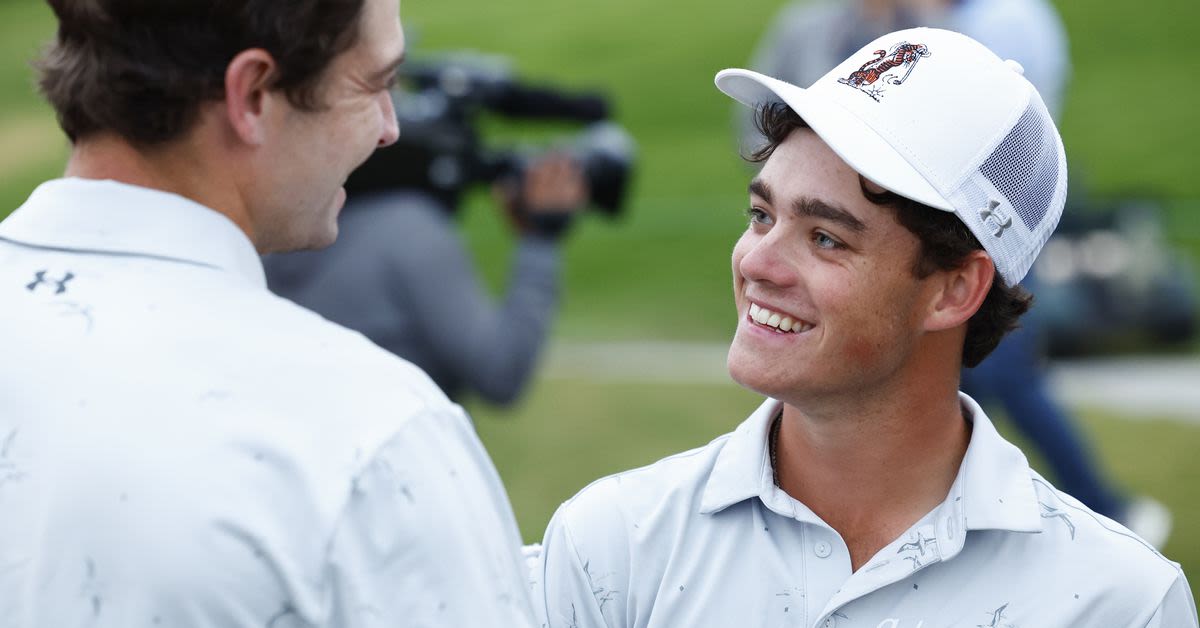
[63,132,255,245]
[773,367,970,571]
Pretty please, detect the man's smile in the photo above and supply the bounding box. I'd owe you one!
[746,301,814,334]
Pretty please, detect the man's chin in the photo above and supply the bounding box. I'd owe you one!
[304,217,340,250]
[303,191,345,250]
[727,344,798,400]
[333,185,347,213]
[727,346,766,395]
[311,224,339,250]
[266,221,338,254]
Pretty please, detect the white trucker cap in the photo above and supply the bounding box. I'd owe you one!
[716,27,1067,286]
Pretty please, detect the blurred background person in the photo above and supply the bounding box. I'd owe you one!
[740,0,1067,143]
[740,0,1173,547]
[265,56,635,406]
[266,155,587,406]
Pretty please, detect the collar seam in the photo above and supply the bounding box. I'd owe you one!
[0,235,223,272]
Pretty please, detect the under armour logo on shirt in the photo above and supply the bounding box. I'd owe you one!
[978,200,1012,238]
[26,270,75,295]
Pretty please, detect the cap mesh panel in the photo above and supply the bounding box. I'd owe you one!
[978,103,1059,232]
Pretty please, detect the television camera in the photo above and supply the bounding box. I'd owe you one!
[345,52,636,219]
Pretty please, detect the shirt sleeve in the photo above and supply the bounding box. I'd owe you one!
[537,506,621,628]
[324,406,537,627]
[1143,571,1198,628]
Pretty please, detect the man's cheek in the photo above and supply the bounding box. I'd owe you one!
[840,325,891,372]
[844,336,879,369]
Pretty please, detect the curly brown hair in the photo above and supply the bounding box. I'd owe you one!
[749,102,1031,367]
[37,0,366,145]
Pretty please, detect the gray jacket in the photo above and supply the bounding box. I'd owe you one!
[265,191,561,405]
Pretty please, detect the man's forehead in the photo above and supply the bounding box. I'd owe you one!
[357,0,405,54]
[336,0,404,78]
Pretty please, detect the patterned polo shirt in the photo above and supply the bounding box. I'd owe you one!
[534,394,1196,627]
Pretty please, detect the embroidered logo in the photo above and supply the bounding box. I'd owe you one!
[977,603,1015,628]
[26,270,75,295]
[979,200,1012,238]
[837,42,931,102]
[896,531,938,571]
[1039,501,1077,540]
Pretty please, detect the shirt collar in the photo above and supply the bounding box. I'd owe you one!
[699,393,1043,535]
[0,178,266,289]
[953,392,1043,534]
[699,398,780,515]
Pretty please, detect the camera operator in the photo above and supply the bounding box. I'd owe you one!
[265,154,587,405]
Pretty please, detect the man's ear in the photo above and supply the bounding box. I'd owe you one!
[924,250,995,332]
[223,49,278,146]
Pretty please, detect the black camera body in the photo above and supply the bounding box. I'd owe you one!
[345,53,636,217]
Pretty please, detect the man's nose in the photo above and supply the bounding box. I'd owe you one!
[378,92,400,147]
[738,232,800,288]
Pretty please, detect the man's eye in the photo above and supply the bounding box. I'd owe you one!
[746,207,772,226]
[814,232,843,249]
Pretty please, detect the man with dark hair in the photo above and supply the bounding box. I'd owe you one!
[0,1,537,626]
[533,29,1196,627]
[741,0,1172,550]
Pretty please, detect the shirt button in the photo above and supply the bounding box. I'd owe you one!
[814,541,832,558]
[822,617,836,628]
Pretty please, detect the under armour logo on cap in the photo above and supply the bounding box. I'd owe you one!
[979,200,1012,238]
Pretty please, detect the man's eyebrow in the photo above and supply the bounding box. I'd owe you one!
[748,178,771,203]
[369,51,406,84]
[749,177,866,233]
[793,197,866,233]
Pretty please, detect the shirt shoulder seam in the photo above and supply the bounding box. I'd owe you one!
[1031,477,1179,569]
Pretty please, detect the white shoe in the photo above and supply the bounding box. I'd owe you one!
[1121,496,1173,549]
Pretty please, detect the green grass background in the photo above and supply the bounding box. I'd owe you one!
[2,0,1198,602]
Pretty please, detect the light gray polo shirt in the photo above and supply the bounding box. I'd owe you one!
[0,179,537,627]
[535,395,1196,627]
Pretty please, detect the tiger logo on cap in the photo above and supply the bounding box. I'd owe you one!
[837,41,931,102]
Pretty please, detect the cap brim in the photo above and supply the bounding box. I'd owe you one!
[716,68,953,212]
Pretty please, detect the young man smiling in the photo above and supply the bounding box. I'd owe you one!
[534,28,1196,627]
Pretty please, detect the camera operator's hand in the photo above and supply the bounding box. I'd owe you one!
[497,154,588,240]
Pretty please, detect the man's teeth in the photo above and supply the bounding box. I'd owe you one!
[748,303,808,333]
